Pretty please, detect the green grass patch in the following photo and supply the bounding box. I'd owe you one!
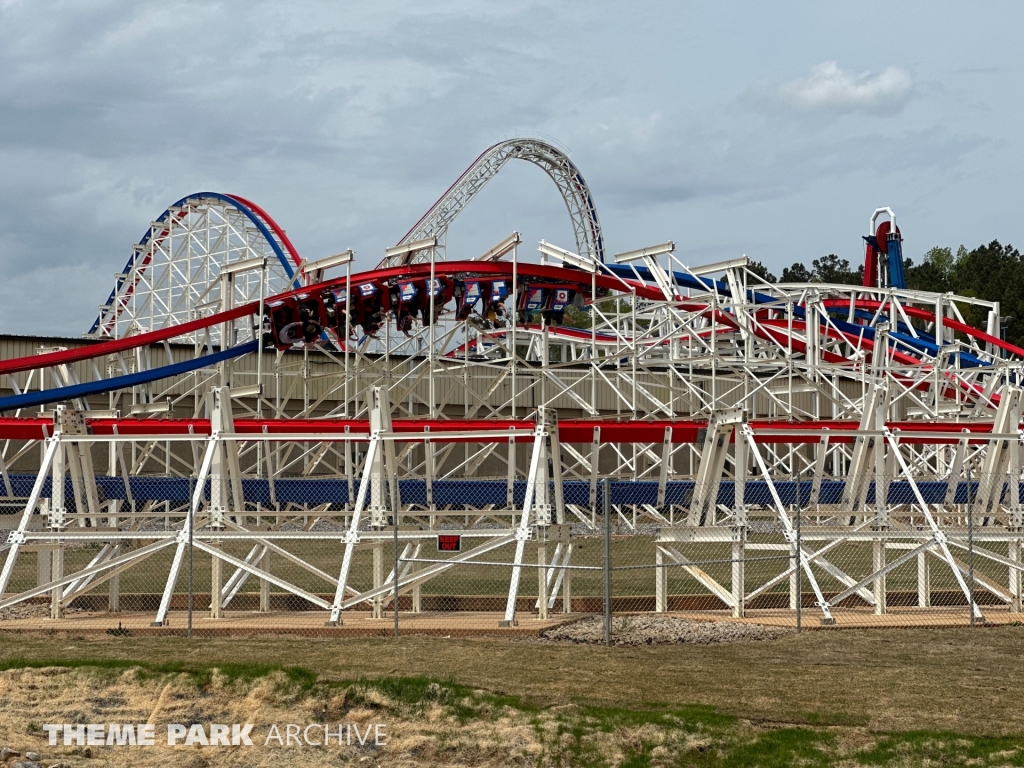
[0,656,318,691]
[855,730,1024,766]
[721,728,835,768]
[577,702,735,732]
[350,674,538,723]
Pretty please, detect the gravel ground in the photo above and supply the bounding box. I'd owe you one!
[0,603,87,622]
[540,614,792,646]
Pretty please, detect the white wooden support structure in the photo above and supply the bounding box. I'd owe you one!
[690,408,745,526]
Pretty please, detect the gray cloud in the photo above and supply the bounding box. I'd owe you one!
[0,1,1018,335]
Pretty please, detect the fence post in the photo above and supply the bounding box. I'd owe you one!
[393,472,400,638]
[603,477,611,647]
[795,469,802,633]
[187,474,194,640]
[968,464,975,627]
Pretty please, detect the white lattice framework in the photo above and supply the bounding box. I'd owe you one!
[381,138,604,267]
[89,193,299,343]
[5,141,1024,630]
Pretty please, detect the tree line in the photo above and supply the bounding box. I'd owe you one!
[747,241,1024,346]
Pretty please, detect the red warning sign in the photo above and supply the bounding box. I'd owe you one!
[437,534,462,552]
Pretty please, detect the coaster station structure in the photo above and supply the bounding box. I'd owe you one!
[0,139,1023,628]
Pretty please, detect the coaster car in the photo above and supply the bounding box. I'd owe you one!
[544,287,576,327]
[516,284,576,326]
[324,286,350,337]
[424,277,454,324]
[455,280,487,321]
[393,280,421,336]
[352,281,389,337]
[266,293,325,350]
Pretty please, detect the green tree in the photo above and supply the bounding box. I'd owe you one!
[779,256,861,285]
[950,241,1024,346]
[562,303,592,329]
[810,254,862,285]
[780,262,812,282]
[747,260,777,284]
[904,246,956,293]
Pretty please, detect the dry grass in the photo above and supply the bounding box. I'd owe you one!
[1,624,1022,737]
[0,664,747,768]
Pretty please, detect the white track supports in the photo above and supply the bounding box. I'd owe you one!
[976,386,1023,521]
[368,386,398,527]
[502,408,562,626]
[537,540,548,621]
[918,548,931,608]
[872,540,887,616]
[49,544,64,621]
[561,542,573,613]
[655,547,667,613]
[154,438,215,626]
[732,526,745,619]
[1010,540,1022,614]
[326,431,377,626]
[411,543,422,613]
[743,423,834,624]
[885,430,985,623]
[372,542,384,620]
[208,387,244,620]
[260,549,271,612]
[690,409,744,526]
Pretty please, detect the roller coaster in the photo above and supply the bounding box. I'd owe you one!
[1,137,1023,632]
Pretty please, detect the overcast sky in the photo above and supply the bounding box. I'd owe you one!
[0,0,1021,335]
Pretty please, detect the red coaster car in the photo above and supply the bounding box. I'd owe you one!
[352,281,389,337]
[393,280,422,336]
[455,280,489,321]
[424,277,454,324]
[325,286,351,338]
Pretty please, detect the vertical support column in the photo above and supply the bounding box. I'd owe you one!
[372,542,384,619]
[1009,422,1023,614]
[368,386,396,527]
[37,548,51,590]
[603,477,612,646]
[789,540,799,610]
[657,427,671,508]
[411,543,422,613]
[259,549,270,613]
[690,409,745,526]
[873,540,887,615]
[74,440,102,527]
[655,546,667,613]
[48,415,67,621]
[1010,539,1022,614]
[505,434,513,511]
[917,548,931,608]
[871,379,890,616]
[326,435,378,627]
[537,539,548,620]
[589,427,600,528]
[561,541,572,614]
[108,518,120,613]
[210,554,223,620]
[501,421,548,627]
[733,427,747,618]
[208,389,231,621]
[732,526,746,618]
[50,544,64,621]
[344,426,354,510]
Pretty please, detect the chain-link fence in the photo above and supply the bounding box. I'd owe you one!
[1,470,1020,640]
